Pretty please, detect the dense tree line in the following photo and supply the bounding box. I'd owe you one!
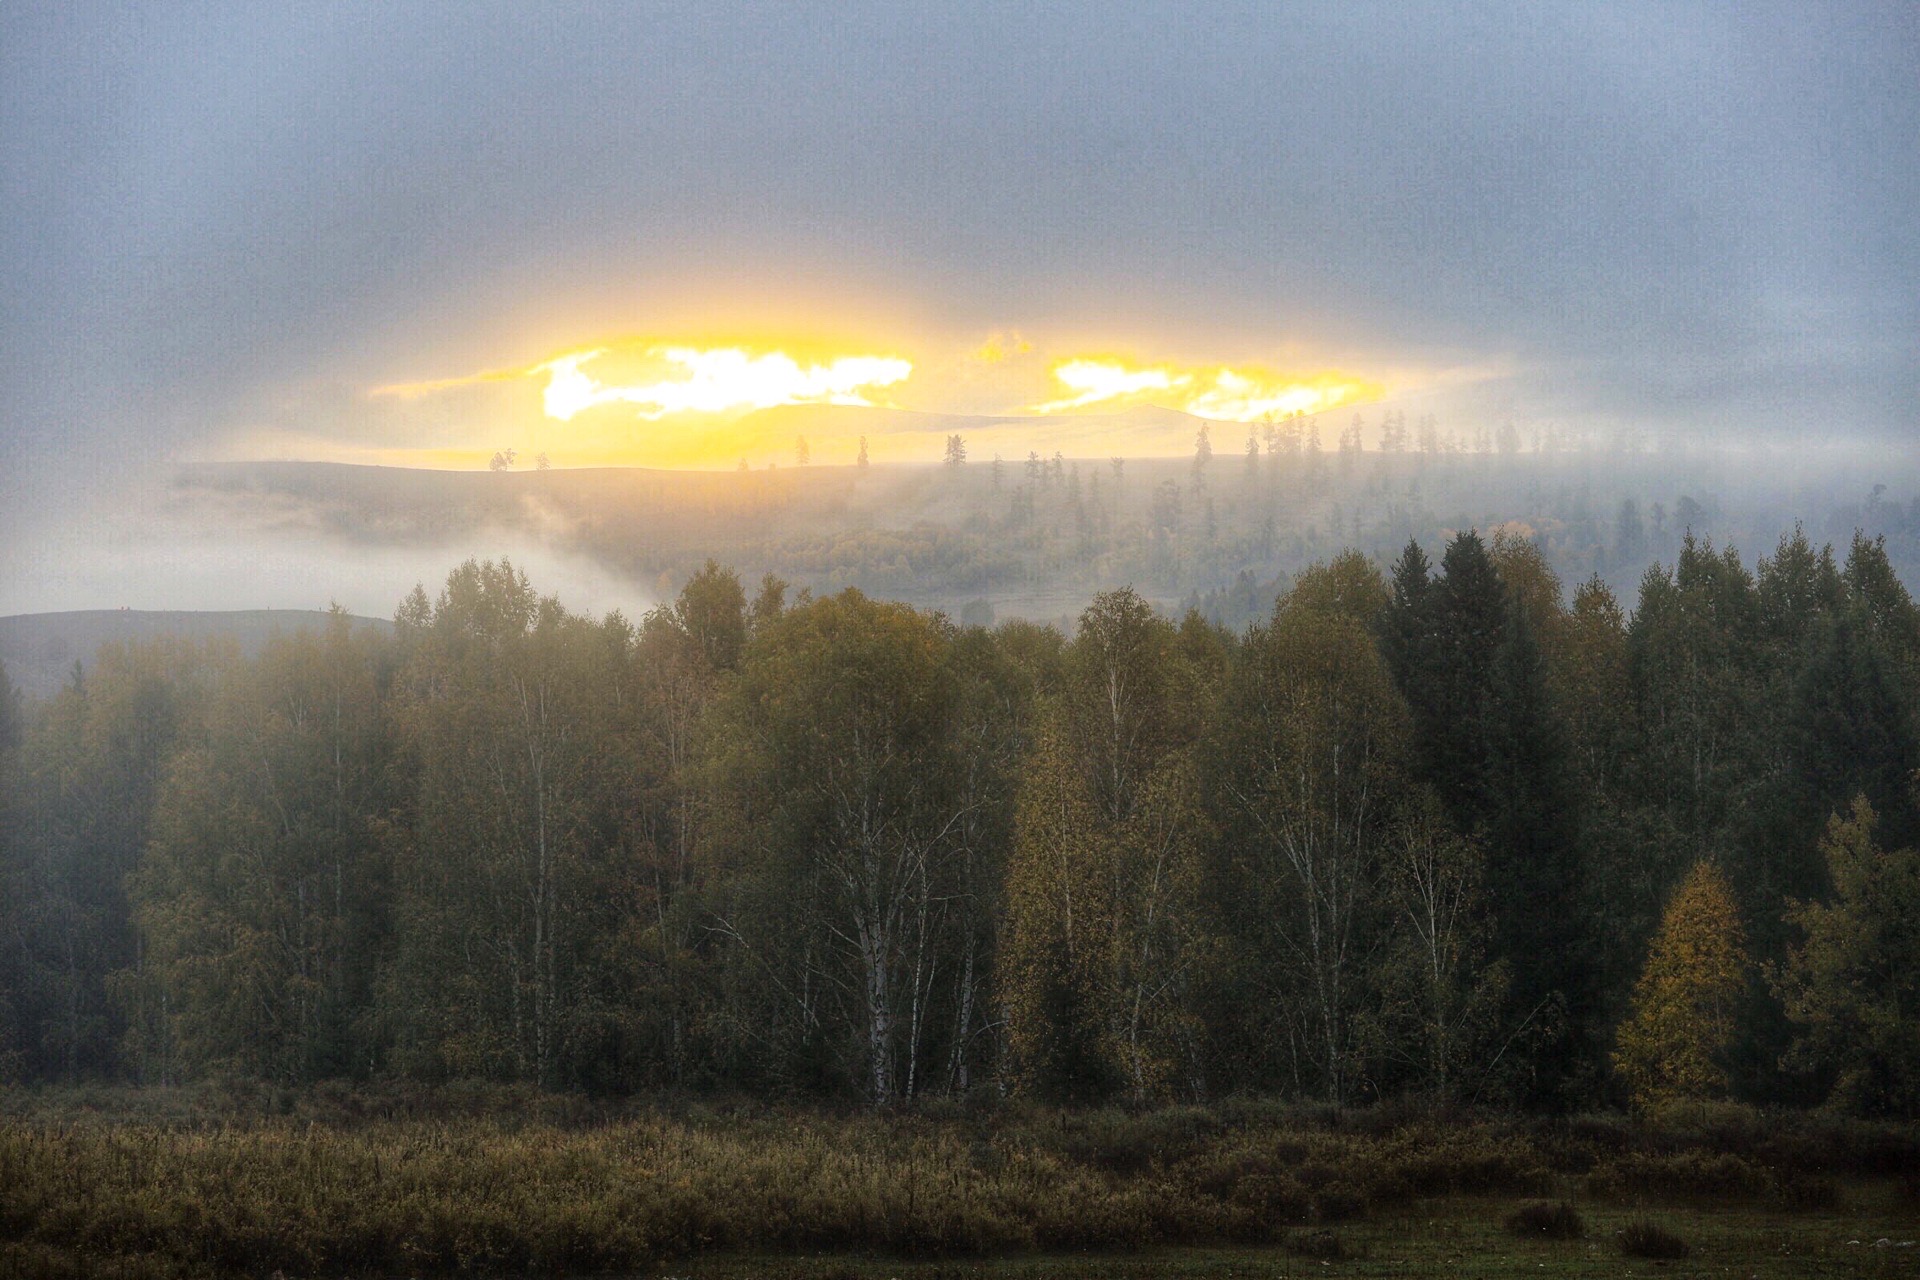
[1,528,1916,1115]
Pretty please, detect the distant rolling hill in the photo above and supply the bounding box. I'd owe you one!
[0,610,391,702]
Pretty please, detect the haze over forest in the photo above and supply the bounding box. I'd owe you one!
[7,432,1919,643]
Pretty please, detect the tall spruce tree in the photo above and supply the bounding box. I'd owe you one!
[1626,536,1762,851]
[1384,533,1593,1105]
[1777,797,1920,1118]
[1382,540,1435,732]
[1423,532,1508,833]
[1487,590,1591,1105]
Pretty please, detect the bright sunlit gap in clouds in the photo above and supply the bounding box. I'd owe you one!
[1028,358,1382,421]
[357,331,1401,469]
[537,346,914,421]
[374,340,915,420]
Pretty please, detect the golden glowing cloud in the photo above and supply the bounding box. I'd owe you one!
[356,331,1408,470]
[538,345,913,421]
[374,341,914,422]
[1031,359,1190,413]
[1028,357,1381,421]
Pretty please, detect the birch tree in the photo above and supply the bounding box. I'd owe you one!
[1003,590,1206,1101]
[1000,706,1114,1101]
[706,589,970,1104]
[1376,794,1504,1101]
[131,611,390,1081]
[623,563,745,1084]
[389,561,623,1085]
[1210,598,1407,1103]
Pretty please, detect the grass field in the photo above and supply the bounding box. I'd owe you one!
[1,1087,1914,1278]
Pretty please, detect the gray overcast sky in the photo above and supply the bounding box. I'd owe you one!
[3,2,1917,537]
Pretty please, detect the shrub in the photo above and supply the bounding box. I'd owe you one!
[1294,1159,1343,1190]
[1619,1219,1689,1259]
[1229,1172,1312,1222]
[1587,1150,1771,1200]
[1503,1200,1584,1239]
[1567,1113,1634,1154]
[1172,1146,1312,1239]
[1375,1128,1553,1197]
[1643,1097,1763,1144]
[1048,1105,1219,1172]
[1312,1182,1368,1223]
[1769,1170,1840,1211]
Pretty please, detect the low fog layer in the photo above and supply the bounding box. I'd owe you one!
[4,445,1914,642]
[3,468,658,621]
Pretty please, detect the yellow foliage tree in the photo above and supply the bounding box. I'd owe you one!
[1000,706,1114,1102]
[1612,860,1750,1109]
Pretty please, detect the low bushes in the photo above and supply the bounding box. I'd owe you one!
[1585,1148,1847,1209]
[2,1093,1913,1277]
[1769,1169,1841,1210]
[1587,1150,1772,1200]
[1372,1127,1553,1197]
[1042,1105,1222,1173]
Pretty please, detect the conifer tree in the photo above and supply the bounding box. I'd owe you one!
[1613,860,1749,1109]
[1382,540,1433,694]
[1776,796,1920,1118]
[1487,590,1592,1104]
[1843,532,1920,689]
[1626,536,1761,846]
[1426,532,1508,829]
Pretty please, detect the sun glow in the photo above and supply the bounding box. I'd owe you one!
[537,345,913,421]
[1031,360,1189,413]
[1029,357,1380,421]
[361,331,1401,470]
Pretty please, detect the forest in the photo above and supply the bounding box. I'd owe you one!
[1,523,1916,1122]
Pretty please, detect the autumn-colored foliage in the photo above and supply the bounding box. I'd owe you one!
[1613,860,1750,1108]
[5,529,1920,1118]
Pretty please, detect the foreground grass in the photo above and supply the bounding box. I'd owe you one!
[683,1195,1920,1280]
[0,1088,1914,1277]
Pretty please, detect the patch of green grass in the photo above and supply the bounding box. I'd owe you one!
[670,1197,1920,1280]
[1619,1217,1689,1258]
[1504,1199,1584,1238]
